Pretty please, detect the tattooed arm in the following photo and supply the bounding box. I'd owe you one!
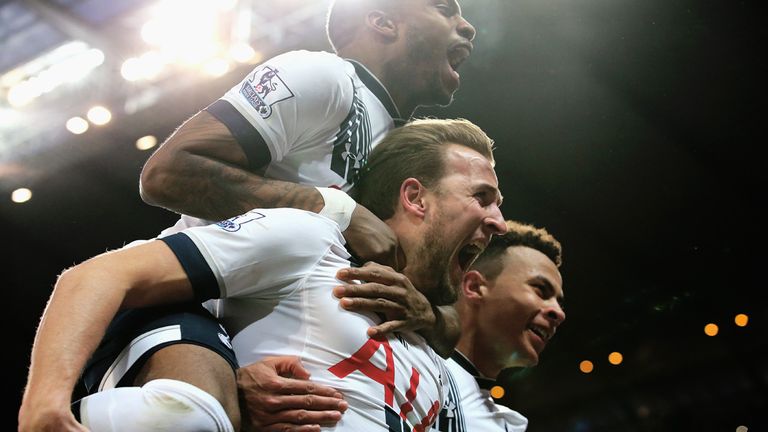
[140,110,325,220]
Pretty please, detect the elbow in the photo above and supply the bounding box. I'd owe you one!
[139,155,179,208]
[139,164,164,206]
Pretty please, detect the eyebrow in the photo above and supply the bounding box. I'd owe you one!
[448,0,461,15]
[477,183,503,206]
[530,275,565,307]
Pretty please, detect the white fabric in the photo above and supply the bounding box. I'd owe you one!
[160,50,399,237]
[316,186,357,231]
[177,208,447,431]
[430,358,528,432]
[79,379,234,432]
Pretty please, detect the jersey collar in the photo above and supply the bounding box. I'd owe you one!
[346,59,407,126]
[451,350,497,390]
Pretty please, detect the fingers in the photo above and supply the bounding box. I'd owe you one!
[250,407,344,432]
[242,375,344,399]
[263,356,311,380]
[333,283,405,302]
[336,262,404,285]
[246,397,347,431]
[247,394,348,413]
[367,320,409,337]
[338,296,404,315]
[257,424,322,432]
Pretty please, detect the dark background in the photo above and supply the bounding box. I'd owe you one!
[2,0,766,430]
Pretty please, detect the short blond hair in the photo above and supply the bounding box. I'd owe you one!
[354,118,495,220]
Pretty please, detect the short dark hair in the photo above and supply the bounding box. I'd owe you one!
[354,117,495,220]
[471,220,563,280]
[326,0,406,52]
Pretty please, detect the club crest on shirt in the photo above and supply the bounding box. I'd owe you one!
[216,211,266,232]
[240,66,294,119]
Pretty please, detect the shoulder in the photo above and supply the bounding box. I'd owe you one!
[268,50,353,81]
[213,208,344,247]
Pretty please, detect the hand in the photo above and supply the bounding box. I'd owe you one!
[18,404,87,432]
[237,356,348,432]
[342,205,405,270]
[334,262,436,338]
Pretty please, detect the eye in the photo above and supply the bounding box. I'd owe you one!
[435,3,454,16]
[473,190,491,203]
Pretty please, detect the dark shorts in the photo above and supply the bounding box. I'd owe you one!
[74,302,238,399]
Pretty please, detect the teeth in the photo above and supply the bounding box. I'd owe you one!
[458,243,485,271]
[528,325,551,341]
[448,48,469,71]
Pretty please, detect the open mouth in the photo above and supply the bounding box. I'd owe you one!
[528,324,553,341]
[448,43,472,72]
[457,243,483,272]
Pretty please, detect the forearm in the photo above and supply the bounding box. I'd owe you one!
[419,305,461,359]
[22,266,126,416]
[140,111,325,221]
[151,155,324,220]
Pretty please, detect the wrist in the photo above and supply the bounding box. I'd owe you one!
[315,187,357,231]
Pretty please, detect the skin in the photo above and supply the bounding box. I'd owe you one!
[390,0,477,110]
[133,1,479,429]
[457,246,566,378]
[18,143,505,432]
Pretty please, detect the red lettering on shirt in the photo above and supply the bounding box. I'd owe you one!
[399,367,420,419]
[328,336,395,405]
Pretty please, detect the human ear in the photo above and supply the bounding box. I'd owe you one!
[462,270,488,302]
[366,10,398,41]
[400,178,426,218]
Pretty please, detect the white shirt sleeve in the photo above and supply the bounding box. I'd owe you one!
[220,50,355,162]
[175,208,347,299]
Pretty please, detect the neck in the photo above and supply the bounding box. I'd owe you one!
[338,48,415,118]
[455,325,502,379]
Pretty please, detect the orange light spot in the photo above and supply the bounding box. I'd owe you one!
[734,314,749,327]
[490,385,505,399]
[608,352,623,365]
[704,323,719,336]
[579,360,594,373]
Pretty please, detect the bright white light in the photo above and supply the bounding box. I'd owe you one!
[0,108,21,128]
[66,116,89,134]
[229,43,257,64]
[202,58,231,77]
[121,57,143,81]
[121,52,167,82]
[136,135,158,150]
[143,0,222,66]
[1,68,25,87]
[218,0,237,12]
[139,51,167,79]
[7,81,39,107]
[4,45,103,106]
[87,106,112,125]
[11,188,32,203]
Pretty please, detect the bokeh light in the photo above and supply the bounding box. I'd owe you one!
[704,323,719,336]
[734,314,748,327]
[490,385,505,399]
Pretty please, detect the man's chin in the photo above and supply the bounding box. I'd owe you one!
[429,280,458,306]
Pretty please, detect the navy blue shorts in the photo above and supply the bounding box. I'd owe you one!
[74,302,238,399]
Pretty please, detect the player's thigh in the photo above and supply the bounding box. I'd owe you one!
[133,342,239,411]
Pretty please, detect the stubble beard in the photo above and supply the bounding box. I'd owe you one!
[411,213,458,306]
[403,26,455,108]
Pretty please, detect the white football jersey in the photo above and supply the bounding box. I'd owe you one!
[162,208,446,431]
[159,50,404,237]
[430,353,528,432]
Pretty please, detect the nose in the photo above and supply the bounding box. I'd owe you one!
[483,204,507,237]
[457,16,476,42]
[544,301,566,326]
